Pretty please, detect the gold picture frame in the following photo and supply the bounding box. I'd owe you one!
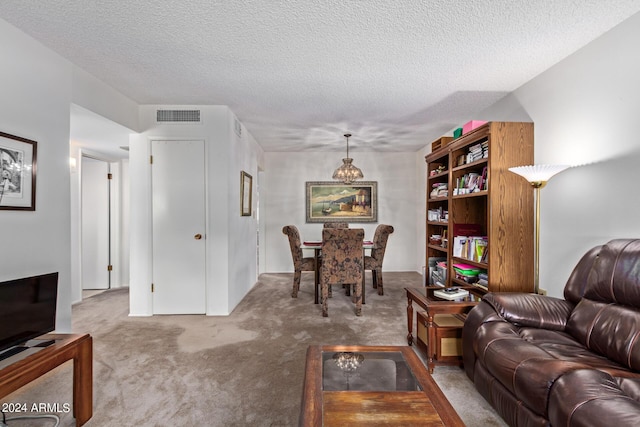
[240,171,252,216]
[305,181,377,223]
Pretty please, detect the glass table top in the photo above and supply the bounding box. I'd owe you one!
[321,351,421,392]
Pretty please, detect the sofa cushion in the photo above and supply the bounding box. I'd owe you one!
[566,299,640,370]
[549,369,640,427]
[477,320,635,418]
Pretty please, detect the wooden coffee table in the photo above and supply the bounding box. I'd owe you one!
[299,345,464,426]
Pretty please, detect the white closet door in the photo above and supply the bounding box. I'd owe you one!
[151,140,206,314]
[81,157,110,290]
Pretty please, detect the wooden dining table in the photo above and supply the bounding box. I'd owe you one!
[301,240,374,304]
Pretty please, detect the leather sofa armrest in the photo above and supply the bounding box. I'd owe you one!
[482,292,574,331]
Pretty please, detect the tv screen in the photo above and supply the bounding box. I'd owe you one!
[0,272,58,353]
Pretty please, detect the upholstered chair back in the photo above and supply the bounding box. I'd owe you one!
[320,228,365,316]
[323,222,349,228]
[369,224,394,263]
[282,225,303,265]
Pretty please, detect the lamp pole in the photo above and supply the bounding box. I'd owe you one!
[531,181,546,295]
[508,164,570,295]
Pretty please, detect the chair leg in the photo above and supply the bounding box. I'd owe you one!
[372,270,378,289]
[376,269,384,295]
[353,280,362,316]
[321,282,329,317]
[292,270,302,298]
[362,274,366,304]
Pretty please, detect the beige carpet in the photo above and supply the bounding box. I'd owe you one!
[1,272,506,426]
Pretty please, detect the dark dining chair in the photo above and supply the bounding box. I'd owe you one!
[282,225,316,298]
[364,224,394,295]
[323,222,349,228]
[320,228,364,317]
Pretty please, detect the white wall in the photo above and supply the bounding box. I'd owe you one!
[0,18,73,331]
[129,106,263,316]
[263,151,419,273]
[471,12,640,297]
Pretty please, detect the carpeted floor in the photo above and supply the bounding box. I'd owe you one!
[1,272,506,426]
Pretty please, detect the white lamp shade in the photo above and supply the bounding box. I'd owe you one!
[508,164,571,183]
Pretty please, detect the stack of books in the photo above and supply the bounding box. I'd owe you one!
[476,272,489,290]
[430,182,448,198]
[453,263,484,284]
[431,261,447,286]
[466,142,489,163]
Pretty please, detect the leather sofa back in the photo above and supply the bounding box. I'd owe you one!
[565,239,640,370]
[563,244,602,304]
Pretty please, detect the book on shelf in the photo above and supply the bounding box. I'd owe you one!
[434,287,470,300]
[453,236,488,261]
[453,223,483,236]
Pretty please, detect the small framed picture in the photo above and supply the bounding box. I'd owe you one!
[0,132,37,211]
[240,171,252,216]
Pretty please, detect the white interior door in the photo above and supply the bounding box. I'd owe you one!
[81,157,110,290]
[151,140,206,314]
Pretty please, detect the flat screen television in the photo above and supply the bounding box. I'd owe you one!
[0,272,58,353]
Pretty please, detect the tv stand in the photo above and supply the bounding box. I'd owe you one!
[0,333,92,426]
[0,339,56,362]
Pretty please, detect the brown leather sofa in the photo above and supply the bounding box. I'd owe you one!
[463,239,640,427]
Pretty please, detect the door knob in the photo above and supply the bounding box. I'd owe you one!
[194,234,202,240]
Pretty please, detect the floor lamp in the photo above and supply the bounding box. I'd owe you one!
[508,164,571,294]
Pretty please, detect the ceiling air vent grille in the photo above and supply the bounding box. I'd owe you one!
[156,109,201,123]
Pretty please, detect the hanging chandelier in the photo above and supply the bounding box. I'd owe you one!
[332,133,364,184]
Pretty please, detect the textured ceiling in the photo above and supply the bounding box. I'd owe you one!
[2,1,639,153]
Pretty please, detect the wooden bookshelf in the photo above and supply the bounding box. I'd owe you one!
[425,122,534,294]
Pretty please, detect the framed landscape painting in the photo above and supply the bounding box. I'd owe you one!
[305,181,377,223]
[0,132,37,211]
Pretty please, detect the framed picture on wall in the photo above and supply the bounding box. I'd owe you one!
[305,181,377,223]
[0,131,37,211]
[241,171,252,216]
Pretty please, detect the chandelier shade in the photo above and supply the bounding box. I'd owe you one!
[332,133,364,184]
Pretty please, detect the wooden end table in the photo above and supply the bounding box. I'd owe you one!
[405,287,480,373]
[299,345,464,426]
[0,333,93,426]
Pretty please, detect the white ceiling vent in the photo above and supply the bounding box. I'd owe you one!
[156,109,201,124]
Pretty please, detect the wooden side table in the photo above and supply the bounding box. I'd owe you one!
[0,333,93,426]
[405,287,479,373]
[416,312,466,369]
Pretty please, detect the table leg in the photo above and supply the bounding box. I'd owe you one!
[406,295,414,346]
[427,313,435,374]
[314,249,320,304]
[73,336,93,426]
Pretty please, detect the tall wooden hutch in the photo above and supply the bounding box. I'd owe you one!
[425,122,535,294]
